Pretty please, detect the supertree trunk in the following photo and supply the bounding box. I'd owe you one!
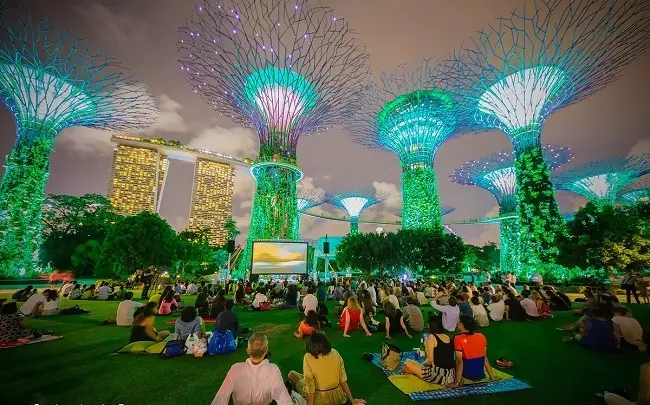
[402,166,443,232]
[499,216,521,279]
[349,217,359,234]
[0,130,54,276]
[513,128,565,269]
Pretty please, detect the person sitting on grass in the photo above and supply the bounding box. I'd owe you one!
[251,287,269,311]
[130,302,170,343]
[82,284,96,300]
[504,291,527,321]
[42,290,60,316]
[403,297,424,332]
[456,294,473,318]
[431,292,460,332]
[278,284,300,310]
[0,302,37,343]
[448,315,499,388]
[174,306,203,340]
[210,289,227,319]
[546,289,571,311]
[359,290,376,324]
[288,331,366,405]
[486,294,505,322]
[339,297,372,337]
[116,292,144,327]
[403,313,456,385]
[19,289,49,317]
[387,288,400,309]
[216,299,240,337]
[235,283,246,305]
[470,296,489,327]
[158,290,178,315]
[302,287,318,317]
[194,287,210,316]
[574,289,598,316]
[213,333,291,405]
[379,301,412,339]
[532,291,552,318]
[295,310,320,339]
[612,306,644,350]
[520,290,539,320]
[562,307,618,352]
[97,282,113,300]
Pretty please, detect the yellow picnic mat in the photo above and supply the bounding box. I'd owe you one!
[388,369,513,394]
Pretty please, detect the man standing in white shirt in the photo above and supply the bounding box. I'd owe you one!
[302,287,318,316]
[97,282,113,300]
[211,333,292,405]
[116,292,144,326]
[520,291,539,319]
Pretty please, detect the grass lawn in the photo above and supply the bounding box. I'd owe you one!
[1,293,647,405]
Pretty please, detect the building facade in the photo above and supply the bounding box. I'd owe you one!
[107,135,249,247]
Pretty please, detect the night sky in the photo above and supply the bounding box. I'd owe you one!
[1,0,649,246]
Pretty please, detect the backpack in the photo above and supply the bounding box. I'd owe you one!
[379,342,401,371]
[59,305,90,315]
[159,339,186,359]
[208,330,237,355]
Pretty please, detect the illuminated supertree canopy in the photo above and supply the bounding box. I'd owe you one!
[327,188,388,234]
[179,0,369,278]
[349,59,476,232]
[450,145,573,278]
[554,154,650,206]
[618,178,650,205]
[0,9,158,277]
[442,0,650,267]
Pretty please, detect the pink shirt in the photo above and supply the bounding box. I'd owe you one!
[211,359,292,405]
[158,299,177,315]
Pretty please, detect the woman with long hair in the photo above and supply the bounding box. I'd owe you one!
[360,290,376,323]
[379,301,411,339]
[403,313,455,385]
[295,310,320,338]
[532,291,552,318]
[130,302,170,342]
[338,297,372,337]
[42,290,60,316]
[288,332,366,405]
[158,290,177,315]
[235,283,245,304]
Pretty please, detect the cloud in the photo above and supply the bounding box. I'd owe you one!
[323,175,332,180]
[187,126,258,160]
[76,3,150,46]
[240,199,253,209]
[55,126,114,156]
[140,94,188,135]
[372,181,402,210]
[233,170,255,199]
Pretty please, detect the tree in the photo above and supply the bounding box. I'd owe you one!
[71,239,111,278]
[464,242,499,273]
[224,217,241,241]
[174,230,220,277]
[558,202,650,276]
[39,194,119,272]
[103,212,178,279]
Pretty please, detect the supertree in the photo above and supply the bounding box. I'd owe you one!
[327,188,388,234]
[450,145,573,278]
[554,155,650,206]
[395,204,455,218]
[179,0,368,277]
[0,9,157,276]
[296,187,326,236]
[349,59,476,232]
[442,0,650,268]
[618,178,650,205]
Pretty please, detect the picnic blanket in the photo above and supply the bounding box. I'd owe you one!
[165,317,216,325]
[0,335,62,349]
[371,351,531,400]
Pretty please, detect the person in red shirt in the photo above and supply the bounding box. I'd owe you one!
[448,315,499,388]
[295,310,320,339]
[338,297,372,337]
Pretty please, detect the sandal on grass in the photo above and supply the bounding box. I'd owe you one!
[496,357,513,368]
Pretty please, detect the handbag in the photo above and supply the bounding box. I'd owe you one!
[159,339,186,359]
[259,301,271,311]
[379,342,401,370]
[208,330,238,355]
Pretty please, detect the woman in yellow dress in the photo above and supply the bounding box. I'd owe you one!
[288,332,365,405]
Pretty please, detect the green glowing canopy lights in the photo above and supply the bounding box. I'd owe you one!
[244,66,317,136]
[617,178,650,205]
[477,66,572,142]
[554,154,650,205]
[376,89,456,168]
[450,145,574,214]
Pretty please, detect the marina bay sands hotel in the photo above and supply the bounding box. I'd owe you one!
[107,135,251,247]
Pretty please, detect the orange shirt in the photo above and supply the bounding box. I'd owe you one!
[299,321,316,336]
[453,332,487,359]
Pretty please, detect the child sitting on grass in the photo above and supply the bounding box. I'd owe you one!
[295,310,320,338]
